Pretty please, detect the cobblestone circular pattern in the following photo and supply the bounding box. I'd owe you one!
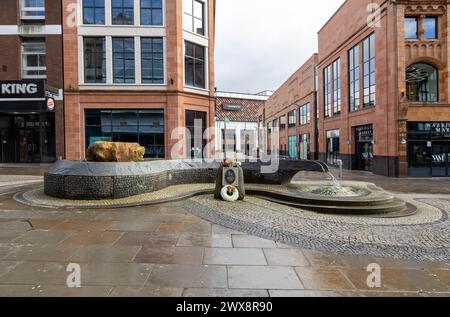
[182,195,450,262]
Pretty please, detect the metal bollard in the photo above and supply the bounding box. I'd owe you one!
[336,159,343,179]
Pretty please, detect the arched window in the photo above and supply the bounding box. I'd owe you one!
[406,63,438,102]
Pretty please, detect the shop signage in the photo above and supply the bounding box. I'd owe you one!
[432,154,447,163]
[426,122,450,133]
[47,98,55,111]
[356,125,373,142]
[0,80,45,101]
[223,103,242,111]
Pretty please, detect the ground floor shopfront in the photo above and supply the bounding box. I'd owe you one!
[0,80,62,163]
[64,92,214,160]
[0,112,56,163]
[408,122,450,177]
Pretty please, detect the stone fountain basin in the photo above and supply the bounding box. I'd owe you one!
[44,159,328,200]
[246,181,414,216]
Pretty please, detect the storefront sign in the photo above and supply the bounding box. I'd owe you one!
[0,80,45,101]
[223,103,242,111]
[432,154,446,163]
[356,125,373,142]
[426,122,450,133]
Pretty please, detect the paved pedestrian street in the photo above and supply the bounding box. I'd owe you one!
[0,170,449,297]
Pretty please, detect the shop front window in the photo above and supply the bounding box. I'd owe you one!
[85,110,165,158]
[326,129,340,166]
[299,133,310,160]
[406,63,438,102]
[288,135,297,159]
[355,125,373,171]
[407,122,450,177]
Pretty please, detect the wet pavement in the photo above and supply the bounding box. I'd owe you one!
[0,169,449,297]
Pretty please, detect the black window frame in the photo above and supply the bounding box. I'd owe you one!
[140,0,163,26]
[112,37,135,84]
[363,33,376,108]
[83,37,106,83]
[332,58,341,115]
[83,0,105,24]
[141,37,164,84]
[406,62,439,103]
[112,0,134,25]
[348,44,360,112]
[85,109,165,158]
[324,65,332,117]
[288,110,297,127]
[299,103,310,126]
[279,115,286,130]
[184,41,206,89]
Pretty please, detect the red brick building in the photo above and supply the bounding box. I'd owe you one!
[262,54,318,160]
[0,0,64,163]
[62,0,216,160]
[263,0,450,177]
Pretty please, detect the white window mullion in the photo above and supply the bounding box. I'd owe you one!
[135,37,142,84]
[134,0,140,26]
[106,36,113,84]
[105,0,112,25]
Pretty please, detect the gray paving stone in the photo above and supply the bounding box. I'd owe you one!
[149,264,227,289]
[203,248,267,265]
[228,266,304,290]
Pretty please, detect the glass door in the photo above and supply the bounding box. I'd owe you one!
[431,143,449,177]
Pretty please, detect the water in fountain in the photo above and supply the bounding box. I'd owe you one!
[312,162,356,197]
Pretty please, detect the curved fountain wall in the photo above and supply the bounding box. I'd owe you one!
[44,159,328,200]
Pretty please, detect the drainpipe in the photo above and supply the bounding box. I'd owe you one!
[392,0,399,177]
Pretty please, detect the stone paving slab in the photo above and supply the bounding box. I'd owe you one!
[1,176,450,297]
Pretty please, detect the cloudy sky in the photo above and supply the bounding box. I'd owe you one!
[215,0,346,94]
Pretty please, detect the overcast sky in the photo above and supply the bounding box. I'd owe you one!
[215,0,346,94]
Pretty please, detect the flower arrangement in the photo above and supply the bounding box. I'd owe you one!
[221,158,242,168]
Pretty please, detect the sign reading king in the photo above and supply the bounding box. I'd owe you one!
[0,80,45,101]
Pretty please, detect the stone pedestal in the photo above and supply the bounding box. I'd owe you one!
[214,166,246,201]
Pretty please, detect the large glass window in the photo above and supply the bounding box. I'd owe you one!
[279,115,286,130]
[112,0,134,25]
[299,133,310,160]
[405,17,418,39]
[21,0,45,19]
[363,33,376,108]
[326,129,340,166]
[424,17,438,40]
[141,38,164,84]
[83,0,105,24]
[141,0,163,25]
[324,65,331,117]
[288,110,297,127]
[349,45,360,112]
[185,41,205,88]
[21,39,46,79]
[299,103,310,125]
[85,110,165,158]
[84,37,106,83]
[333,59,341,115]
[113,38,135,83]
[183,0,205,36]
[406,63,438,102]
[288,136,298,159]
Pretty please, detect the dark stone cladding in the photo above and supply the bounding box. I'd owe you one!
[44,159,329,200]
[318,153,399,177]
